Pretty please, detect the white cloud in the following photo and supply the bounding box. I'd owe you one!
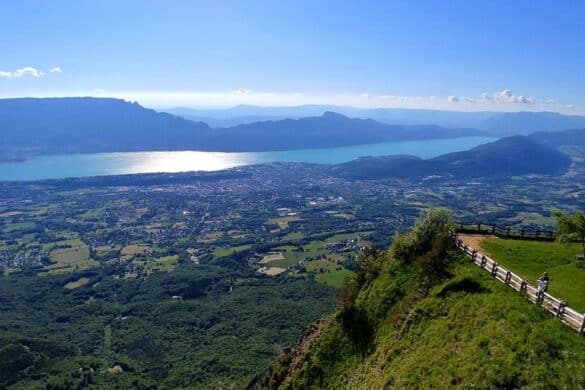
[480,89,535,105]
[448,95,459,102]
[0,66,63,79]
[0,66,45,79]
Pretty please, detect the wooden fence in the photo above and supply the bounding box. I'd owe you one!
[453,233,585,333]
[455,222,556,241]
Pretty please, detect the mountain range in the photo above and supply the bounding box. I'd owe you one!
[1,98,584,168]
[0,98,485,159]
[166,105,585,134]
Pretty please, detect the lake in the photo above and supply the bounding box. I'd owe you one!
[0,137,494,181]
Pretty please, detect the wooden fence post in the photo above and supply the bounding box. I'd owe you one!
[505,270,512,284]
[520,280,527,293]
[481,256,487,268]
[556,301,566,317]
[491,262,498,276]
[477,223,482,232]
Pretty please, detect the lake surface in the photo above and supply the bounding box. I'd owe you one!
[0,137,494,181]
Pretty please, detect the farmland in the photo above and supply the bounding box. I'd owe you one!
[1,162,584,388]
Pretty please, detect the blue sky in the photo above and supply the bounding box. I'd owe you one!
[1,0,584,113]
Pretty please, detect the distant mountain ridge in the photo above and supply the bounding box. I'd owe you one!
[166,105,585,135]
[206,111,485,151]
[332,135,572,179]
[0,98,485,159]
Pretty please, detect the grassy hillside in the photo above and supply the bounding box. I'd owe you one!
[260,210,585,389]
[480,238,585,312]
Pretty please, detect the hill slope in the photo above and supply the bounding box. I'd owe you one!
[530,128,585,147]
[333,135,572,179]
[257,210,585,389]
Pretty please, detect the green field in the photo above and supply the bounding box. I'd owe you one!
[42,239,85,251]
[2,222,36,233]
[481,238,585,312]
[213,244,252,259]
[144,255,179,273]
[315,268,355,288]
[46,246,97,274]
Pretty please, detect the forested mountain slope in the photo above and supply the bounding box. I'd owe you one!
[332,135,572,179]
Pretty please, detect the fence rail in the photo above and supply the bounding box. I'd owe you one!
[455,222,557,241]
[453,233,585,333]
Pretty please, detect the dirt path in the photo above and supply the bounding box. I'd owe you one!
[457,233,497,251]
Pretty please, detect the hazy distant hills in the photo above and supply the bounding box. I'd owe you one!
[166,105,585,135]
[481,111,585,136]
[530,128,585,147]
[0,98,485,159]
[332,135,572,179]
[167,105,493,128]
[206,111,485,151]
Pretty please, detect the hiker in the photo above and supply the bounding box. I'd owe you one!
[536,272,549,302]
[537,272,549,293]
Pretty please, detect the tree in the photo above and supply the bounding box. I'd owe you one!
[554,211,585,259]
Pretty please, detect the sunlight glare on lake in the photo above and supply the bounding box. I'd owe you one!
[111,151,257,174]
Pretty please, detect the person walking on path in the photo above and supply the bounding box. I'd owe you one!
[537,272,549,303]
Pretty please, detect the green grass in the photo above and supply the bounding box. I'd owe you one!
[144,255,179,274]
[2,222,35,233]
[315,269,355,288]
[282,258,585,389]
[282,231,305,240]
[80,208,103,221]
[213,244,251,259]
[46,246,97,274]
[481,238,585,312]
[42,239,85,251]
[306,259,338,273]
[267,254,300,269]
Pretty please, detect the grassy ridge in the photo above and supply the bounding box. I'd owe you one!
[265,212,585,389]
